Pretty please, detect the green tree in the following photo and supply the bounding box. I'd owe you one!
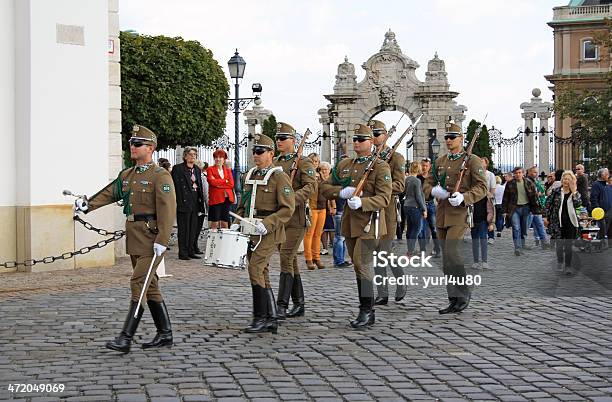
[553,18,612,170]
[465,119,494,170]
[120,32,229,156]
[262,114,277,139]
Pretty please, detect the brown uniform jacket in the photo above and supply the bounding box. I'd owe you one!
[236,166,296,244]
[87,163,177,255]
[380,147,406,231]
[424,153,488,228]
[273,154,316,228]
[320,156,392,239]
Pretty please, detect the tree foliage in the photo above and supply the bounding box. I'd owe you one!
[553,18,612,170]
[465,119,494,170]
[262,114,277,139]
[120,32,229,153]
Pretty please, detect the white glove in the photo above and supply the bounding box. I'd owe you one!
[431,185,449,200]
[255,222,268,235]
[74,198,88,213]
[339,186,357,199]
[347,196,362,210]
[153,243,167,256]
[230,223,240,231]
[449,192,464,207]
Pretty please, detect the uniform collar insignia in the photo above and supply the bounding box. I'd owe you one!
[135,163,152,173]
[277,153,296,162]
[447,151,464,161]
[255,166,272,176]
[355,154,373,164]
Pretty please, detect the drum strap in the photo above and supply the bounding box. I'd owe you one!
[244,166,283,219]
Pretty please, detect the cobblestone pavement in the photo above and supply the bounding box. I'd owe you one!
[1,230,611,401]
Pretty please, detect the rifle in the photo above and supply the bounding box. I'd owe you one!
[383,113,423,163]
[290,128,311,181]
[453,115,487,194]
[353,114,423,197]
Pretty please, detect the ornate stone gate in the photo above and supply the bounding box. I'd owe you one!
[318,30,467,163]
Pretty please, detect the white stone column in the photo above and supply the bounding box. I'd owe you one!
[522,112,535,169]
[537,111,551,173]
[319,111,332,164]
[245,116,257,169]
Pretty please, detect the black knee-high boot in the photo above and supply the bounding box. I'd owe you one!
[276,272,294,320]
[105,301,144,353]
[286,275,305,318]
[142,300,173,349]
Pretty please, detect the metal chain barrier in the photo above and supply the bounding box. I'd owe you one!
[0,216,125,269]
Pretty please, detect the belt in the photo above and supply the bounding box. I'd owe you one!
[133,214,157,221]
[254,210,273,218]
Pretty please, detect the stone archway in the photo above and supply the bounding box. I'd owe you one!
[318,30,467,163]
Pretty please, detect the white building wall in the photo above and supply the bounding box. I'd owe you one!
[27,0,109,205]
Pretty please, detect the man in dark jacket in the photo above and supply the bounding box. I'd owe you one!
[502,166,540,256]
[575,164,590,211]
[171,147,207,260]
[590,168,611,248]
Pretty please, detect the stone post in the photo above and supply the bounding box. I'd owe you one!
[318,110,332,163]
[537,111,552,173]
[522,112,536,169]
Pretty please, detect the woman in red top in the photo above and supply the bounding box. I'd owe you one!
[206,149,235,229]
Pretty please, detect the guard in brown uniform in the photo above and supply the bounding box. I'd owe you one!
[74,125,176,353]
[233,134,295,333]
[424,122,487,314]
[321,124,392,328]
[369,119,407,305]
[273,122,316,319]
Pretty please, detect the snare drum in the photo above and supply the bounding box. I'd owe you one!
[203,229,250,269]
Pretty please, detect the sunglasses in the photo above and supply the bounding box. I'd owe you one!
[444,134,460,141]
[129,140,146,148]
[353,137,369,143]
[373,131,385,137]
[275,135,290,142]
[252,147,269,155]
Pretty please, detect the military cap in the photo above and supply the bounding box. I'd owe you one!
[445,122,462,135]
[353,123,373,139]
[253,133,275,150]
[368,119,387,134]
[130,125,158,145]
[276,122,296,138]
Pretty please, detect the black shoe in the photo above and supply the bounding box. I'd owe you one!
[438,298,458,314]
[105,301,143,353]
[245,285,268,333]
[179,255,191,260]
[350,309,375,328]
[374,296,388,305]
[276,272,293,321]
[188,254,201,259]
[496,232,501,237]
[395,284,407,302]
[432,250,440,258]
[264,288,279,334]
[514,249,521,256]
[334,261,353,268]
[193,249,204,255]
[286,275,305,318]
[142,300,173,349]
[452,293,471,313]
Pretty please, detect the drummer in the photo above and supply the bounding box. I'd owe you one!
[232,134,295,334]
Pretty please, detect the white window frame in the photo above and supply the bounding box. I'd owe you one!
[581,39,599,61]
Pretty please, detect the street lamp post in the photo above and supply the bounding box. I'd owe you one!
[226,49,262,186]
[428,129,440,160]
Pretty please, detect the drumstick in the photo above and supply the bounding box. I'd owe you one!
[229,211,258,228]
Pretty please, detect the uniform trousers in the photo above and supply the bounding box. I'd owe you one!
[129,254,164,303]
[278,227,306,275]
[177,191,199,257]
[437,226,469,298]
[247,233,276,288]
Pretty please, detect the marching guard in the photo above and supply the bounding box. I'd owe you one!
[233,134,295,333]
[321,124,392,328]
[273,122,316,319]
[369,120,407,305]
[74,125,176,353]
[424,122,487,314]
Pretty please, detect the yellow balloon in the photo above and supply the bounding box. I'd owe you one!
[592,207,605,221]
